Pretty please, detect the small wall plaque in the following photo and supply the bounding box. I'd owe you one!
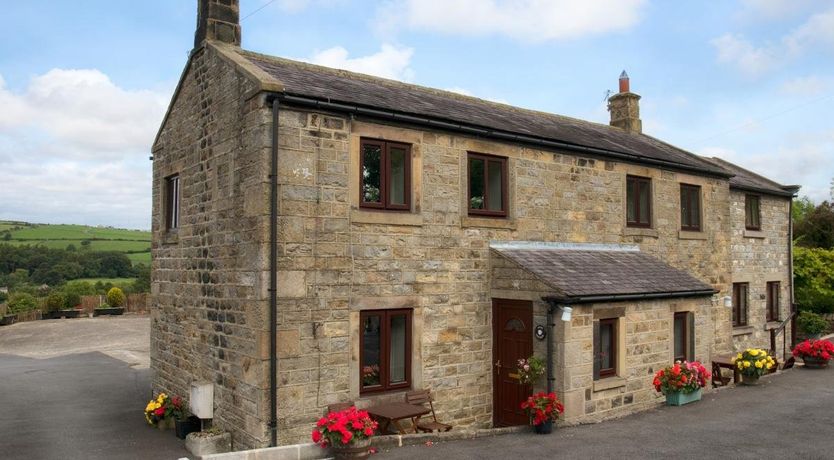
[534,324,546,340]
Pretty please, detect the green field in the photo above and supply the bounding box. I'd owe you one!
[73,277,137,285]
[0,221,150,266]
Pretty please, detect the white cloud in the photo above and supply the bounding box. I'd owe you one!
[739,0,816,20]
[710,34,781,77]
[712,7,834,77]
[303,44,415,81]
[780,75,828,96]
[376,0,646,42]
[0,69,167,228]
[0,69,168,158]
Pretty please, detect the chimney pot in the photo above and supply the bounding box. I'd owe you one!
[195,0,241,48]
[618,70,630,93]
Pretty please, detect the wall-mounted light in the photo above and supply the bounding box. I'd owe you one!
[723,296,733,308]
[560,306,573,322]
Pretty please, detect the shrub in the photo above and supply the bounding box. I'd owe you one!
[63,291,81,309]
[798,311,829,336]
[7,292,38,314]
[45,292,66,312]
[106,287,126,308]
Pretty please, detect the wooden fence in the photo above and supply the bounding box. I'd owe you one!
[78,293,149,314]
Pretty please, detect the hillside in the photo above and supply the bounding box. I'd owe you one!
[0,221,150,266]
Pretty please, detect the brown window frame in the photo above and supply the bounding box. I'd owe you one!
[467,152,509,217]
[165,174,180,231]
[359,309,412,394]
[680,184,702,232]
[597,318,618,379]
[766,281,780,322]
[359,138,412,211]
[733,283,749,327]
[626,175,652,228]
[673,312,689,362]
[745,194,761,231]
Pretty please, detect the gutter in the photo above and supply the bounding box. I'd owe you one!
[544,289,717,305]
[268,98,280,446]
[269,93,733,180]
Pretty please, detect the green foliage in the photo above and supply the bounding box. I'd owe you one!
[792,196,815,225]
[794,246,834,314]
[106,287,126,308]
[45,292,66,312]
[795,201,834,249]
[2,232,10,241]
[7,292,38,314]
[797,311,829,336]
[63,291,81,309]
[132,264,150,293]
[0,245,136,286]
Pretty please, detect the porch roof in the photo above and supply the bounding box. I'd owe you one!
[491,242,716,304]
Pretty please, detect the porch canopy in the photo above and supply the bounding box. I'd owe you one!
[490,242,716,304]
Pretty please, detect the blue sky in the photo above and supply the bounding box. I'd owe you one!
[1,0,832,229]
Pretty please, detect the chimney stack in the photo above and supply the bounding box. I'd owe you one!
[195,0,241,48]
[608,70,642,134]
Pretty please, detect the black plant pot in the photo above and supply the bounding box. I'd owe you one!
[0,314,16,326]
[42,311,61,320]
[533,421,553,434]
[59,309,81,319]
[175,416,201,440]
[93,307,125,317]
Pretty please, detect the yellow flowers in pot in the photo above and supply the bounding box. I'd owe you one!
[733,348,775,377]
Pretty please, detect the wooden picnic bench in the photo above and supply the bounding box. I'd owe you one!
[365,402,430,435]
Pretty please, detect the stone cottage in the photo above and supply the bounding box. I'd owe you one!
[150,0,799,449]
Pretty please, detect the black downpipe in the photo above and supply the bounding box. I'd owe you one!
[545,301,556,393]
[788,197,796,348]
[269,98,279,447]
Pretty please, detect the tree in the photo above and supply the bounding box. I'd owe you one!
[794,246,834,314]
[792,196,815,225]
[2,232,10,241]
[795,201,834,249]
[132,264,151,293]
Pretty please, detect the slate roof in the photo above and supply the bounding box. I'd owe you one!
[236,49,730,178]
[702,157,799,197]
[491,242,715,302]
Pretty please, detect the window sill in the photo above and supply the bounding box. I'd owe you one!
[593,376,626,392]
[743,230,766,239]
[161,230,179,245]
[732,325,755,336]
[623,227,658,238]
[461,215,517,230]
[678,230,707,240]
[351,209,422,227]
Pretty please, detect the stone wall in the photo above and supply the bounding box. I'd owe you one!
[728,191,793,353]
[150,44,273,449]
[271,109,733,444]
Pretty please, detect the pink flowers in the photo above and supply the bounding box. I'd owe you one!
[311,406,378,448]
[793,339,834,361]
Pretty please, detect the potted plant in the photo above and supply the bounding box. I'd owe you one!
[144,393,176,430]
[312,406,378,459]
[792,339,834,369]
[60,291,82,319]
[516,356,545,385]
[0,311,15,326]
[653,361,710,406]
[171,397,201,440]
[42,292,65,320]
[797,311,828,340]
[733,348,776,385]
[520,392,564,434]
[7,292,37,322]
[94,287,126,316]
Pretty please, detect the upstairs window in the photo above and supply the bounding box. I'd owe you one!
[626,175,652,227]
[767,281,780,322]
[733,283,748,327]
[680,184,702,231]
[360,139,411,211]
[165,174,180,230]
[745,195,761,230]
[360,309,412,394]
[468,152,508,217]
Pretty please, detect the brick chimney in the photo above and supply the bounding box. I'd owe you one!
[195,0,241,48]
[607,70,642,134]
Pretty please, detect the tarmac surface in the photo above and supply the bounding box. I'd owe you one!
[0,316,190,460]
[381,352,834,460]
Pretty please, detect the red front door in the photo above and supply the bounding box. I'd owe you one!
[492,299,533,427]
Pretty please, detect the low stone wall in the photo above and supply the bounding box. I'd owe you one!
[78,293,148,314]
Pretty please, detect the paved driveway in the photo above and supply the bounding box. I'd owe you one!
[0,317,190,460]
[381,359,834,460]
